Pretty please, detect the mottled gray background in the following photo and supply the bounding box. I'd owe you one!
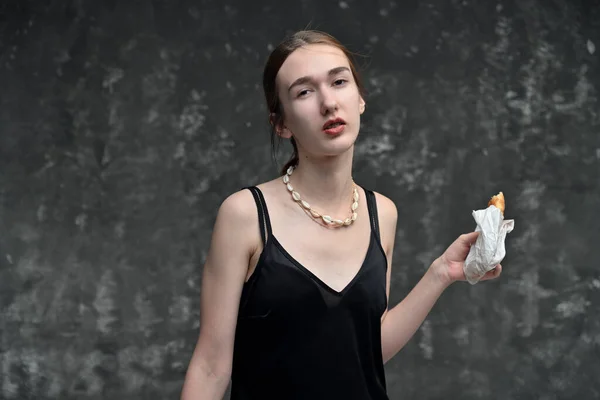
[1,0,599,399]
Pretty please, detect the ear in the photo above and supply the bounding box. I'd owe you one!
[270,113,293,139]
[359,97,366,114]
[277,125,293,139]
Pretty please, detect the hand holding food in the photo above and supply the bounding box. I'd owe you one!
[463,192,515,284]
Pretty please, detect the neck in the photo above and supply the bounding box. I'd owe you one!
[287,149,356,214]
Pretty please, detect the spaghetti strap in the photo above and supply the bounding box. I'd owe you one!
[243,186,272,245]
[364,189,381,242]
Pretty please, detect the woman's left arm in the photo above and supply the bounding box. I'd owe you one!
[375,193,502,364]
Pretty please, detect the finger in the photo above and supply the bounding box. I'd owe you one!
[481,264,502,281]
[460,231,480,246]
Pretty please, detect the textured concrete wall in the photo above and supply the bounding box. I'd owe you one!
[1,0,599,399]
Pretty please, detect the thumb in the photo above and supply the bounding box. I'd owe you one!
[460,231,480,246]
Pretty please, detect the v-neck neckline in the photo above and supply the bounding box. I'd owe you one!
[270,233,374,297]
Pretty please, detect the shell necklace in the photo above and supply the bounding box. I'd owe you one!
[282,165,359,227]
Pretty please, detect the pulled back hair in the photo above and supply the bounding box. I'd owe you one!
[262,30,366,175]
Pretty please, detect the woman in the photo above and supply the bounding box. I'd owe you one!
[180,30,502,400]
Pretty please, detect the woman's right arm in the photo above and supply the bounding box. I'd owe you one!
[180,190,259,400]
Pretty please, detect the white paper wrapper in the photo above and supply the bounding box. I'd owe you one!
[464,205,514,285]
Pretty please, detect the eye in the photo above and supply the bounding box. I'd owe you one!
[297,89,310,98]
[333,79,348,86]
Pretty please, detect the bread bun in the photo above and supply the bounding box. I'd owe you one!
[488,192,505,215]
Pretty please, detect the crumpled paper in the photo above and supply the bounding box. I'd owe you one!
[464,205,514,285]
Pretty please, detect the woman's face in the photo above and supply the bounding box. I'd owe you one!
[275,44,365,160]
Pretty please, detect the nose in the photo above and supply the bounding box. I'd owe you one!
[320,88,338,115]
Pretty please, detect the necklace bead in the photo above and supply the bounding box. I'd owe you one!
[282,165,358,228]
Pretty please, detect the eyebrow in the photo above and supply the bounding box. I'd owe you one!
[287,66,351,93]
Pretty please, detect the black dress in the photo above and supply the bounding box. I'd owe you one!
[230,186,389,400]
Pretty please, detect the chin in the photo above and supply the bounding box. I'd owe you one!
[322,135,357,156]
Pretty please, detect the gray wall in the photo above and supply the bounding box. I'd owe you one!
[1,0,599,399]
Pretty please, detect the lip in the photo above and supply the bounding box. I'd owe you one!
[322,118,347,135]
[323,124,345,136]
[322,117,346,130]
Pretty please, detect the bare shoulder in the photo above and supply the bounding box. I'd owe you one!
[212,188,262,253]
[372,191,398,221]
[217,188,258,223]
[371,191,398,253]
[218,176,284,220]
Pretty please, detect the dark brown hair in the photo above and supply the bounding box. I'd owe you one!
[262,30,366,175]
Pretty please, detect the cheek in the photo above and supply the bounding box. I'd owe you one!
[341,89,361,108]
[288,100,320,126]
